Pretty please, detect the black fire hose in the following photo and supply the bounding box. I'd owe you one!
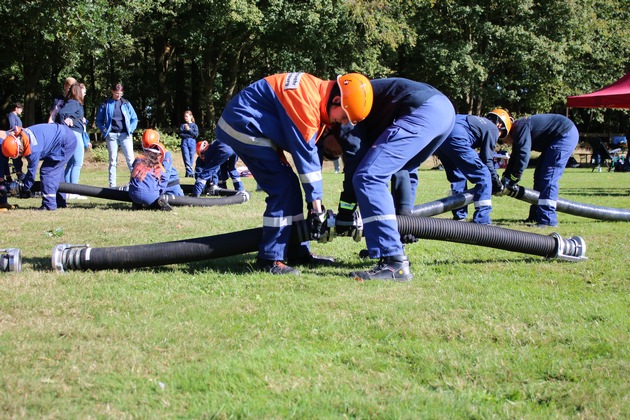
[1,248,22,272]
[411,191,474,217]
[57,182,249,207]
[507,186,630,222]
[52,214,585,272]
[180,184,241,197]
[396,216,585,261]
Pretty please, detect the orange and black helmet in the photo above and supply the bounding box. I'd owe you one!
[337,73,373,125]
[486,109,512,139]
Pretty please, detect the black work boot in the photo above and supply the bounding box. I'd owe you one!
[256,258,300,275]
[350,255,413,282]
[150,195,172,211]
[288,253,335,267]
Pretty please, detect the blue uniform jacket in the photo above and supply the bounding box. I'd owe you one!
[179,123,199,140]
[340,78,442,203]
[460,114,500,178]
[7,113,22,130]
[58,99,85,134]
[96,98,138,137]
[23,124,75,190]
[505,114,575,182]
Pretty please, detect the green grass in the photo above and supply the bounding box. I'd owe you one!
[1,153,629,418]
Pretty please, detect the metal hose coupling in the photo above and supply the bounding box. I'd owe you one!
[52,244,90,272]
[550,233,587,261]
[0,248,22,272]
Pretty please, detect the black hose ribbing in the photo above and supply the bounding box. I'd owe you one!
[57,182,247,207]
[510,186,630,221]
[411,191,474,217]
[54,228,263,271]
[396,215,559,258]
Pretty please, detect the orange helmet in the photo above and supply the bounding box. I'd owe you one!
[196,140,209,156]
[1,128,30,159]
[143,142,166,163]
[337,73,373,125]
[142,129,160,148]
[486,109,512,139]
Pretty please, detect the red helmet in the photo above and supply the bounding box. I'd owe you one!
[142,129,160,149]
[337,73,373,125]
[196,140,209,156]
[1,128,30,158]
[143,142,166,163]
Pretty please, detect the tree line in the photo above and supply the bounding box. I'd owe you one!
[1,0,629,137]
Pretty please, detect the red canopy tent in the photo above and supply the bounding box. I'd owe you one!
[566,71,630,109]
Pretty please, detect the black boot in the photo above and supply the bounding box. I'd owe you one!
[255,258,300,275]
[350,255,413,282]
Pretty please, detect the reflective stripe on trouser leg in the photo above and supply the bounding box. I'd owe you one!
[533,125,579,226]
[354,96,455,259]
[217,124,307,261]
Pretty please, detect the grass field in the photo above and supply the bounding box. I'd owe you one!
[1,148,629,418]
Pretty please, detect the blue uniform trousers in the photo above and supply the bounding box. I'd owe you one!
[218,133,310,262]
[181,137,196,177]
[529,125,579,226]
[354,95,455,258]
[41,131,77,210]
[437,130,493,224]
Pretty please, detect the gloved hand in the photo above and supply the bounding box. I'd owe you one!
[307,207,327,240]
[335,202,360,237]
[499,176,519,196]
[400,233,418,244]
[491,176,504,196]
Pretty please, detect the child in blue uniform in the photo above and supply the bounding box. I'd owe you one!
[335,78,456,281]
[1,124,76,210]
[193,140,243,196]
[128,129,183,210]
[435,109,512,224]
[178,110,199,178]
[499,114,579,227]
[216,72,373,275]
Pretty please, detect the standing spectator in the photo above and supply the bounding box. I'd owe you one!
[434,109,512,224]
[96,83,138,187]
[216,72,373,275]
[3,104,25,183]
[178,110,199,178]
[499,114,580,227]
[192,140,244,196]
[333,77,456,281]
[7,103,23,130]
[60,83,89,196]
[48,77,77,123]
[1,124,77,211]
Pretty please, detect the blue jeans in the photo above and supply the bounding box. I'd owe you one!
[64,131,85,184]
[181,137,196,177]
[106,132,134,187]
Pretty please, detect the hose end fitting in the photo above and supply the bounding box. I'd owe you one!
[0,248,22,272]
[52,244,90,272]
[550,233,587,261]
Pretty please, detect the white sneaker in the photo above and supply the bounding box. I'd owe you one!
[67,194,88,200]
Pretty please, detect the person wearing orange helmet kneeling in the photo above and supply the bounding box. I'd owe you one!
[1,124,77,211]
[216,72,373,275]
[127,129,183,211]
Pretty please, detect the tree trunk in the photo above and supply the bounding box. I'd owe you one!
[154,35,174,128]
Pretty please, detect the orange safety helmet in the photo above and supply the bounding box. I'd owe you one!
[196,140,209,156]
[1,127,30,159]
[486,109,512,139]
[143,142,166,163]
[337,73,373,125]
[142,129,161,149]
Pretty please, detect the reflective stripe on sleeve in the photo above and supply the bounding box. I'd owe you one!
[218,117,277,150]
[299,170,322,185]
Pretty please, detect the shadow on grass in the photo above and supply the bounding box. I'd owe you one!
[560,186,630,197]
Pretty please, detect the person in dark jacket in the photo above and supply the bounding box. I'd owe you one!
[333,78,456,282]
[434,109,512,224]
[499,114,579,227]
